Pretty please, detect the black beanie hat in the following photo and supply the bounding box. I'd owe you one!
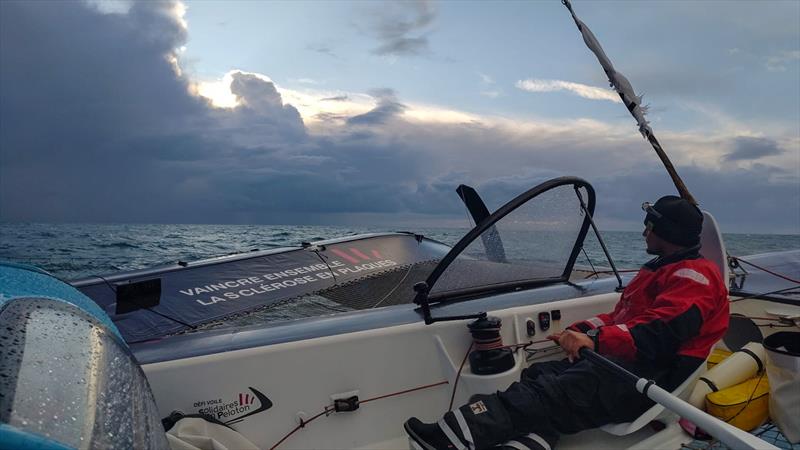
[643,195,703,247]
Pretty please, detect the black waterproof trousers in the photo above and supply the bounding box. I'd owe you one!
[454,357,700,449]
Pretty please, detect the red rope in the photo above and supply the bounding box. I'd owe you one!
[448,342,473,411]
[269,408,331,450]
[270,338,556,448]
[473,336,504,351]
[360,381,449,404]
[733,256,800,284]
[448,339,551,411]
[269,380,449,449]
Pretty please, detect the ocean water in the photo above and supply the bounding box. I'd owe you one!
[1,223,798,281]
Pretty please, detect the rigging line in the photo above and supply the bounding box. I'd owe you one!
[312,249,337,284]
[269,381,449,450]
[574,186,623,289]
[269,339,553,448]
[449,342,474,412]
[730,256,800,284]
[94,274,196,329]
[447,339,552,411]
[360,381,450,404]
[580,246,599,279]
[583,268,641,279]
[269,407,331,450]
[371,263,415,309]
[719,372,767,426]
[730,284,800,303]
[738,315,791,322]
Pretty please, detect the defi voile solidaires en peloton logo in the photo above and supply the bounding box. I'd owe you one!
[194,387,274,424]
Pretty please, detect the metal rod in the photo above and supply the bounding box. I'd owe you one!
[578,348,778,450]
[562,0,698,206]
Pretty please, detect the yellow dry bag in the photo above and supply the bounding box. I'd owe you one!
[706,374,770,432]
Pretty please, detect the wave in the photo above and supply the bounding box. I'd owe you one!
[96,242,139,249]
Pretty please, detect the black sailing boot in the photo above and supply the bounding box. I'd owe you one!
[406,394,525,449]
[404,412,469,450]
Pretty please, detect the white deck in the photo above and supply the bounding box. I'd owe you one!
[142,294,795,450]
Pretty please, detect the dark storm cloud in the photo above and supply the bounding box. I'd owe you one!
[0,0,421,224]
[347,89,406,125]
[0,0,797,234]
[225,72,307,142]
[368,1,434,56]
[0,0,205,164]
[723,136,783,162]
[0,1,317,205]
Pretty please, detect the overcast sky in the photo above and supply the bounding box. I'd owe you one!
[1,0,798,233]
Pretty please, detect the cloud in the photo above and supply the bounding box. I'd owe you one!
[516,79,621,103]
[346,89,406,125]
[589,165,800,235]
[478,73,500,98]
[478,73,494,84]
[84,0,132,14]
[307,43,337,58]
[766,50,800,72]
[369,1,434,56]
[322,95,350,102]
[291,78,321,85]
[724,137,784,162]
[219,72,307,145]
[1,0,797,235]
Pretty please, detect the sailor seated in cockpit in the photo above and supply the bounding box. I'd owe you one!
[405,196,729,450]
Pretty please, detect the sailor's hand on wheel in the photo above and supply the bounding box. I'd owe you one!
[548,330,593,363]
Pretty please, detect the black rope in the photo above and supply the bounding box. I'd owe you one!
[311,248,337,284]
[715,372,768,426]
[574,186,623,290]
[580,246,599,279]
[730,284,800,302]
[731,255,800,284]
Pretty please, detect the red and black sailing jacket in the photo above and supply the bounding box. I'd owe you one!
[570,246,729,365]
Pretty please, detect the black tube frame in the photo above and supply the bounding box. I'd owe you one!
[416,176,596,311]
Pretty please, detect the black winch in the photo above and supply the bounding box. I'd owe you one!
[467,315,515,375]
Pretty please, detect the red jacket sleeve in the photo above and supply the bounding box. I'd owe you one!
[567,313,614,333]
[596,266,719,363]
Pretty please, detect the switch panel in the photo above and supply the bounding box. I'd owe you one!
[538,312,551,332]
[526,319,536,336]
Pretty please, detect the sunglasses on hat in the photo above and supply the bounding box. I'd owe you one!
[641,202,663,219]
